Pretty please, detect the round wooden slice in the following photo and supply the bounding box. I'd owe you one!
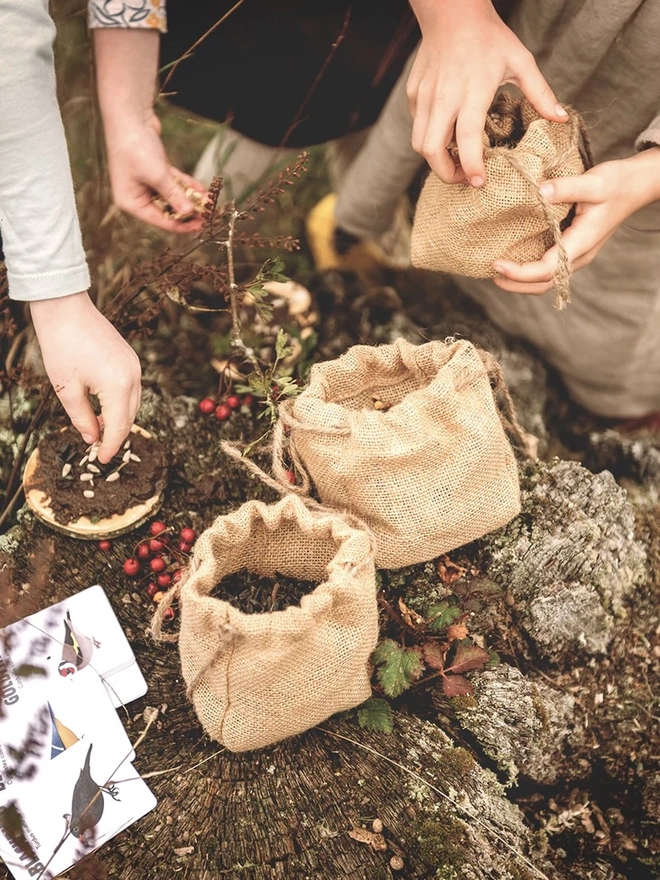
[23,425,165,540]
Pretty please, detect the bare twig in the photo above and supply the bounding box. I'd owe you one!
[159,0,246,94]
[279,8,351,147]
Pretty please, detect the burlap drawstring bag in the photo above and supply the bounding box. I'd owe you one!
[151,494,378,752]
[267,338,524,570]
[411,94,592,309]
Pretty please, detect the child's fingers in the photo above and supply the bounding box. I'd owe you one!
[539,174,604,205]
[512,51,567,124]
[455,97,492,186]
[57,384,101,447]
[97,388,140,464]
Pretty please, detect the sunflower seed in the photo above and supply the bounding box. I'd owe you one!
[88,447,98,463]
[83,489,95,499]
[105,472,120,483]
[122,450,131,464]
[124,440,131,450]
[61,463,72,477]
[87,464,101,474]
[129,453,141,463]
[80,473,93,482]
[79,455,89,467]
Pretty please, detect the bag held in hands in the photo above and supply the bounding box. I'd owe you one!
[411,94,591,309]
[274,338,522,569]
[153,494,378,752]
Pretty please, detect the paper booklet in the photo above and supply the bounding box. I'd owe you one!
[0,586,156,879]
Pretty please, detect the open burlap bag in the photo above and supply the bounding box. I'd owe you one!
[151,494,378,752]
[411,94,592,309]
[270,338,522,570]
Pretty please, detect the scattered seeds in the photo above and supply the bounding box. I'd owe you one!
[80,473,94,482]
[129,453,141,463]
[61,463,72,477]
[122,450,132,463]
[83,489,95,499]
[87,464,101,474]
[88,447,98,463]
[79,455,89,467]
[105,472,120,483]
[124,440,131,450]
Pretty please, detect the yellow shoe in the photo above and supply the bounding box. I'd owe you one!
[306,193,406,278]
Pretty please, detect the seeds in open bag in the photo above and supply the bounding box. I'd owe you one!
[159,495,378,753]
[411,94,591,308]
[277,338,521,569]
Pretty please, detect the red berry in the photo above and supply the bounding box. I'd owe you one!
[179,527,196,544]
[198,397,216,415]
[284,469,295,485]
[149,538,165,554]
[146,581,159,599]
[226,394,241,410]
[179,541,193,554]
[163,607,176,622]
[149,556,166,573]
[123,558,140,577]
[150,521,167,536]
[214,403,232,421]
[173,569,184,582]
[242,394,254,408]
[137,542,151,560]
[98,539,112,552]
[157,573,172,588]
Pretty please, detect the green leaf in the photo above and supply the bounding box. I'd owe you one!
[372,639,423,699]
[357,698,394,734]
[246,372,271,398]
[275,328,294,360]
[274,376,302,398]
[427,602,462,633]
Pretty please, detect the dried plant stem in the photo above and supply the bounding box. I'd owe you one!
[226,203,259,370]
[0,485,23,532]
[159,0,246,94]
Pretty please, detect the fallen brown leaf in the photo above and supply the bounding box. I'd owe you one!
[398,598,425,630]
[437,555,467,585]
[447,622,469,642]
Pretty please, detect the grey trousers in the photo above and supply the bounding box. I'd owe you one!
[194,47,660,418]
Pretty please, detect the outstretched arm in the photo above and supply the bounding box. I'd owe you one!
[93,26,206,232]
[406,0,567,185]
[0,0,140,462]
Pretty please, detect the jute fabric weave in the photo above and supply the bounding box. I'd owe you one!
[153,494,377,752]
[411,95,590,308]
[275,338,521,569]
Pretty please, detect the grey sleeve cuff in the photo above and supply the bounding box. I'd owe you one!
[6,263,91,302]
[635,117,660,152]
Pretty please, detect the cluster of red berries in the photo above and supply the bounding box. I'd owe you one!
[98,521,198,621]
[198,393,254,422]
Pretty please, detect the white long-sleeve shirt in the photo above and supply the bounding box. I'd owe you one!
[0,0,90,301]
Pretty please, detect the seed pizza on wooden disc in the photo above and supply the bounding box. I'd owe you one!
[23,425,170,540]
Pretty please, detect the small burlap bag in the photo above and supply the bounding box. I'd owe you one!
[411,94,592,309]
[270,338,523,570]
[151,494,378,752]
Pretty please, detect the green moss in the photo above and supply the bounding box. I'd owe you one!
[506,862,534,880]
[411,813,468,871]
[450,695,477,712]
[441,746,476,777]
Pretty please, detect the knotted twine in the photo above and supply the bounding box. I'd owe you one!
[151,493,378,752]
[223,338,531,571]
[411,95,593,309]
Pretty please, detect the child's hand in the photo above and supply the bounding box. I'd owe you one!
[30,292,142,463]
[407,0,566,186]
[492,149,660,294]
[106,113,207,234]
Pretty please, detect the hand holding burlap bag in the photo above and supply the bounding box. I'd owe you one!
[151,494,378,752]
[271,338,523,570]
[411,94,592,309]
